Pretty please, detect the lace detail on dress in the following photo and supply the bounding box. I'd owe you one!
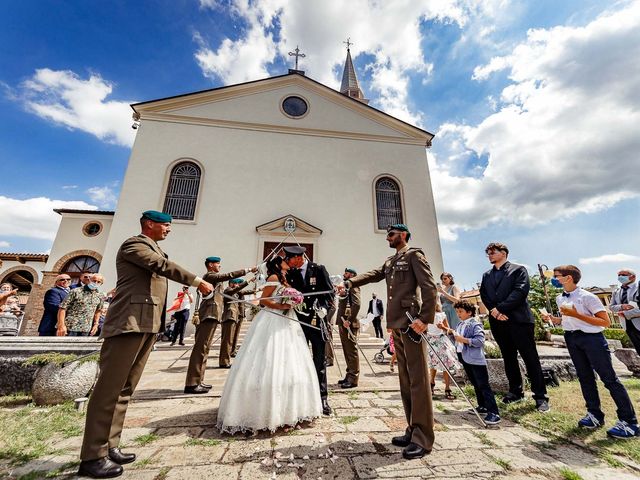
[217,414,319,435]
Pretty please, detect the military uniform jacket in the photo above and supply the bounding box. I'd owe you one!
[337,286,361,328]
[222,281,251,322]
[101,235,197,339]
[286,262,334,324]
[348,245,437,329]
[198,269,246,321]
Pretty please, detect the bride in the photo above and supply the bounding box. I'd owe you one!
[216,255,322,434]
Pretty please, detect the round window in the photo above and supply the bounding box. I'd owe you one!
[82,222,102,237]
[281,96,308,118]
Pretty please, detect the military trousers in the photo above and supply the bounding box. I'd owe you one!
[218,320,236,367]
[80,332,156,460]
[338,323,360,385]
[185,318,218,387]
[230,317,243,354]
[392,328,435,451]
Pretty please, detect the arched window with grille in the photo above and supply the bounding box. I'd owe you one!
[163,161,201,220]
[375,176,404,230]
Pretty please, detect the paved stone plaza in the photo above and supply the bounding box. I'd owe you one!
[5,326,640,479]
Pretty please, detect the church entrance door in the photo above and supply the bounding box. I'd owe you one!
[263,242,314,262]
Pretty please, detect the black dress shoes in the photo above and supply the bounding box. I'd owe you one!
[184,385,209,394]
[200,383,212,389]
[340,381,357,389]
[219,364,231,369]
[322,399,332,415]
[108,447,136,465]
[402,442,430,459]
[391,432,412,447]
[78,457,123,478]
[337,378,347,385]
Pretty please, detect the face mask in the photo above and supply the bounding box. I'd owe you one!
[86,283,99,291]
[550,278,563,289]
[619,275,630,284]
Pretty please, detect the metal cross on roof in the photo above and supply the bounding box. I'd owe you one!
[288,46,306,70]
[343,37,353,50]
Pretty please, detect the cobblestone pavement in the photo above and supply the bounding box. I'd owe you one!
[6,326,640,479]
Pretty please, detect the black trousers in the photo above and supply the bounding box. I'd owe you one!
[625,320,640,356]
[457,353,498,414]
[170,309,189,343]
[565,331,636,424]
[489,320,548,401]
[298,316,328,401]
[372,316,384,338]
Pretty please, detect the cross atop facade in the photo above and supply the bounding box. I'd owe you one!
[288,46,306,70]
[343,37,353,50]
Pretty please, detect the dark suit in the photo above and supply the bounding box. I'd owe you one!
[368,298,384,338]
[480,261,547,401]
[38,286,69,336]
[287,261,334,401]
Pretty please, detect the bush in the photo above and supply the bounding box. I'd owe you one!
[23,353,78,367]
[532,309,551,341]
[603,328,633,348]
[484,345,503,359]
[549,327,564,335]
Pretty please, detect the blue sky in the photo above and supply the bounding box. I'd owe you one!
[1,0,639,290]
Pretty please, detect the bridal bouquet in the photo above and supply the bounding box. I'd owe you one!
[280,287,304,311]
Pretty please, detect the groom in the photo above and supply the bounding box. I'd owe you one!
[284,246,334,415]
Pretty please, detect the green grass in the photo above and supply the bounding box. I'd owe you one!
[131,457,155,469]
[184,438,222,447]
[493,457,512,470]
[347,391,359,400]
[473,431,496,447]
[155,466,171,480]
[22,353,78,366]
[0,392,31,408]
[0,400,84,465]
[133,433,159,446]
[338,415,359,425]
[501,378,640,465]
[558,467,584,480]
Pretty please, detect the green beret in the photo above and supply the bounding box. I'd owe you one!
[387,223,411,240]
[142,210,172,223]
[205,256,221,264]
[230,278,244,284]
[345,268,357,275]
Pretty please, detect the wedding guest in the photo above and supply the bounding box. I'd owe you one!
[610,269,640,355]
[167,286,193,346]
[342,224,437,459]
[448,300,500,425]
[38,274,71,336]
[337,268,361,389]
[0,282,20,315]
[429,303,459,399]
[57,273,103,336]
[438,272,461,328]
[78,210,213,479]
[368,293,385,339]
[387,327,396,372]
[543,265,638,439]
[0,287,18,310]
[479,242,549,412]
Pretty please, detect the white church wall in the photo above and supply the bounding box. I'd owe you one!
[45,213,113,272]
[100,115,443,305]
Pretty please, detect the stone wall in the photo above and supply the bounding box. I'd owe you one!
[20,271,58,336]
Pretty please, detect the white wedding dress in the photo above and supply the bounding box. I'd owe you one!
[216,282,322,433]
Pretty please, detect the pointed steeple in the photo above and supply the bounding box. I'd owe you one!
[340,39,368,104]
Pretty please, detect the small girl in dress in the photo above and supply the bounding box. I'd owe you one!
[430,303,460,399]
[387,327,396,372]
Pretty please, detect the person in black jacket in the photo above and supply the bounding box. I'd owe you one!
[479,242,549,412]
[367,293,385,339]
[284,246,334,416]
[38,275,71,336]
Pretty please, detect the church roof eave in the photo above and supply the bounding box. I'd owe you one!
[131,72,434,145]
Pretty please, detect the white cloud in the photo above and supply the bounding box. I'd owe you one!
[62,185,78,190]
[195,0,507,126]
[0,241,10,249]
[86,184,118,208]
[18,69,136,147]
[432,2,640,239]
[0,196,97,241]
[579,254,640,265]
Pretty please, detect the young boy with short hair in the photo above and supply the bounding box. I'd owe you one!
[447,300,500,425]
[543,265,639,439]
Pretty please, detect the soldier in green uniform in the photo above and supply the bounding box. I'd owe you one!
[78,211,213,479]
[230,281,256,358]
[184,257,256,394]
[341,224,437,460]
[336,268,361,388]
[219,277,254,367]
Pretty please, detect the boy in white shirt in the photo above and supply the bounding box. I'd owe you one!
[543,265,638,439]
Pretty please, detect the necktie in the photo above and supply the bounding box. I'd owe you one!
[562,292,571,298]
[621,286,629,304]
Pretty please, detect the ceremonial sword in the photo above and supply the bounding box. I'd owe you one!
[404,311,488,428]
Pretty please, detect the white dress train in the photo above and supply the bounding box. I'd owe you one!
[216,283,322,433]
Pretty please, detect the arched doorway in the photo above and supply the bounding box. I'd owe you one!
[0,267,38,314]
[62,255,100,288]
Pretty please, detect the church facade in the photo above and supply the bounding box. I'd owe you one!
[12,51,443,335]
